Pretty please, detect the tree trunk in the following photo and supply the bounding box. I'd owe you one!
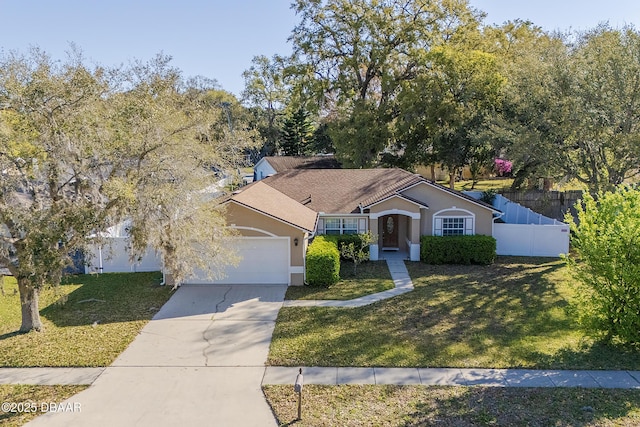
[430,164,436,181]
[449,171,456,190]
[18,278,43,333]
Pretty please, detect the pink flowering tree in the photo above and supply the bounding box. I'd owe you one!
[494,158,513,177]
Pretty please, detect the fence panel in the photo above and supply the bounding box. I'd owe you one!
[494,223,570,257]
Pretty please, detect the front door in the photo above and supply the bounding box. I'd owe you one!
[382,214,399,248]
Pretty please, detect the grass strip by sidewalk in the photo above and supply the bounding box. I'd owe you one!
[0,272,173,367]
[285,261,393,301]
[0,384,87,427]
[263,385,640,427]
[269,257,640,369]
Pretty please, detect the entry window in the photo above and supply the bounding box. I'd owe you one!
[323,218,359,235]
[442,218,465,236]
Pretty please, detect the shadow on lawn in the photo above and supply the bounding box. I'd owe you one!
[401,387,640,427]
[271,257,640,370]
[39,271,170,328]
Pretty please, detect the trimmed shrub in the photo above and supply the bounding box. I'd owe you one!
[420,235,496,265]
[322,234,370,260]
[306,236,340,286]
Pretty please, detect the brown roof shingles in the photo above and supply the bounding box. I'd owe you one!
[261,168,425,214]
[230,181,318,232]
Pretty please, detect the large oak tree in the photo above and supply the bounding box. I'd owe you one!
[0,49,247,332]
[289,0,481,167]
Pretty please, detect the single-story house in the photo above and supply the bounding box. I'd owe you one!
[253,155,341,181]
[185,167,499,286]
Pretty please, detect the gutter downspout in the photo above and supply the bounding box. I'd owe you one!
[302,230,316,285]
[492,211,506,236]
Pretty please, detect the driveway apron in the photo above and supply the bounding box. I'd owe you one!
[27,284,287,427]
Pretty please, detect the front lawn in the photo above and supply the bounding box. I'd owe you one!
[0,385,87,427]
[285,261,393,301]
[0,272,173,367]
[268,257,640,369]
[264,385,640,427]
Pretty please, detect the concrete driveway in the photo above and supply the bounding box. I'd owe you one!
[28,284,287,427]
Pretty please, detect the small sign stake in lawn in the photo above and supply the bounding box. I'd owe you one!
[294,368,304,420]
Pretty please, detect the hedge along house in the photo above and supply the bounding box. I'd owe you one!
[185,168,499,285]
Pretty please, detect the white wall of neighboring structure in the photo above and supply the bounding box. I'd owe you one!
[253,158,277,181]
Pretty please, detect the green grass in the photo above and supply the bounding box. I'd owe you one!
[285,261,393,300]
[0,385,87,427]
[450,178,514,192]
[268,257,640,369]
[264,385,640,427]
[0,272,173,367]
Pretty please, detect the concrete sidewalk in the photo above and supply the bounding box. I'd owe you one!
[0,368,104,385]
[263,366,640,389]
[283,252,414,308]
[3,366,639,389]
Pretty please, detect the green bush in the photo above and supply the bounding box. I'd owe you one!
[322,234,370,260]
[420,235,496,265]
[565,186,640,345]
[306,236,340,286]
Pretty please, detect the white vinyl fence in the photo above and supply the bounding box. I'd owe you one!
[493,223,570,257]
[84,222,162,274]
[85,238,162,274]
[465,192,570,257]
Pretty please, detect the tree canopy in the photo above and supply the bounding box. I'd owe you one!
[0,49,251,332]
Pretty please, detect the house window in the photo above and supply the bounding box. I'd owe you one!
[342,218,358,235]
[441,218,465,236]
[433,209,475,236]
[325,218,341,235]
[323,218,359,235]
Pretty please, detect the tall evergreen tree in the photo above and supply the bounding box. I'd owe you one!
[280,107,314,156]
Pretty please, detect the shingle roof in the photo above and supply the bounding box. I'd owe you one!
[262,156,341,172]
[229,181,318,232]
[261,168,425,214]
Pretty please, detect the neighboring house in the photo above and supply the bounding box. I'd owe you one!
[184,167,499,286]
[253,155,341,181]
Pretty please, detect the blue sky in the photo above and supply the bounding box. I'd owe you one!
[1,1,638,97]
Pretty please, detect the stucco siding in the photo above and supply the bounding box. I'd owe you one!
[368,197,421,216]
[401,183,494,236]
[226,203,307,267]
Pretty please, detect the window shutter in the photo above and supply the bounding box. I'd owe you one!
[358,218,367,233]
[464,217,473,235]
[317,218,324,234]
[434,218,442,236]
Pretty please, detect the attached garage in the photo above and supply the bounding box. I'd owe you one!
[184,237,290,285]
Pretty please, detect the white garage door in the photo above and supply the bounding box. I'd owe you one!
[185,237,290,285]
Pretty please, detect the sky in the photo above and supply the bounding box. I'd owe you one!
[1,1,638,97]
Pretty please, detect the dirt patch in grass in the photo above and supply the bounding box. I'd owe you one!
[285,261,393,301]
[0,384,87,427]
[0,272,173,367]
[264,385,640,427]
[269,257,640,369]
